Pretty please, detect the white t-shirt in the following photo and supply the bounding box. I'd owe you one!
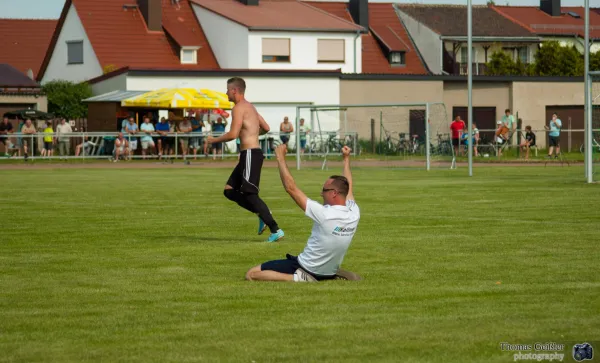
[297,198,360,276]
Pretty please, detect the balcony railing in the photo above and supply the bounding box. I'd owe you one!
[456,63,489,76]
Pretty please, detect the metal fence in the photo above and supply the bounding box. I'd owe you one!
[0,130,359,161]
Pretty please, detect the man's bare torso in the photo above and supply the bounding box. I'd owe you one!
[235,100,263,150]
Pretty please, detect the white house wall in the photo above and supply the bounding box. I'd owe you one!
[396,9,441,74]
[123,75,340,132]
[192,4,249,68]
[248,31,361,73]
[41,3,103,84]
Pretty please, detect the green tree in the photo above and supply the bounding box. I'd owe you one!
[534,41,583,76]
[486,50,526,75]
[41,80,92,119]
[590,50,600,71]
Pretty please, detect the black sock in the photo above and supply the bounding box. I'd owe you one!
[245,194,279,233]
[224,189,257,213]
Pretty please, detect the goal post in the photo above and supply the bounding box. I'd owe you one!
[587,71,600,183]
[294,102,452,170]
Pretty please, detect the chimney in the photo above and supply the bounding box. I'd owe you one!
[540,0,561,17]
[138,0,162,31]
[237,0,259,5]
[349,0,368,30]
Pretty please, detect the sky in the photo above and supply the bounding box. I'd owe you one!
[0,0,596,19]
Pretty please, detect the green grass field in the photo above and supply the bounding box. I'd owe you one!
[1,164,599,363]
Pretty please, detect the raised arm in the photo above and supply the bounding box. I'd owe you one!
[275,144,308,211]
[341,146,354,201]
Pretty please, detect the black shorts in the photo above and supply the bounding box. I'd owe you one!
[261,254,336,281]
[44,142,53,150]
[227,148,264,194]
[549,136,559,147]
[452,138,460,146]
[212,142,222,151]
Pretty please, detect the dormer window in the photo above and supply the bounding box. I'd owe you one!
[389,51,405,66]
[181,47,199,64]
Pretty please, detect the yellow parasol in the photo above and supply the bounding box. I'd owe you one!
[121,88,234,109]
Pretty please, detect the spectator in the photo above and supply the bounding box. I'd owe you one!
[75,135,97,157]
[125,117,139,154]
[140,116,155,159]
[21,119,36,160]
[0,116,14,155]
[190,116,206,160]
[280,116,293,145]
[210,116,227,160]
[56,118,72,158]
[450,116,465,156]
[41,120,54,157]
[547,113,562,158]
[502,109,516,135]
[472,123,480,157]
[519,125,536,160]
[113,132,129,162]
[155,117,170,159]
[298,118,311,154]
[178,117,192,160]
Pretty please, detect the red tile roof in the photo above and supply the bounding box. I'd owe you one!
[0,19,57,78]
[307,2,428,75]
[492,5,600,39]
[190,0,363,32]
[38,0,219,81]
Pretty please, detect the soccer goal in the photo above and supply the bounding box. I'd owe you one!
[294,102,454,170]
[586,72,600,183]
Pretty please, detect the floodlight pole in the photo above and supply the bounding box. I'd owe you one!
[467,0,473,176]
[585,0,592,183]
[296,107,301,170]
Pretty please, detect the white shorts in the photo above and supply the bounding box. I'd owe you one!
[129,140,138,150]
[142,140,155,149]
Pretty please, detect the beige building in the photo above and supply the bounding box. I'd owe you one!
[339,75,585,150]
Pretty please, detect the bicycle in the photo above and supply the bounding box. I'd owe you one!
[579,138,600,154]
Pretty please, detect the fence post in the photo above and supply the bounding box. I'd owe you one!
[370,118,375,154]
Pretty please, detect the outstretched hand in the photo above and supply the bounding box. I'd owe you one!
[342,145,352,158]
[275,144,287,160]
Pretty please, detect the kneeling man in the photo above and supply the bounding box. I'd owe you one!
[246,144,360,282]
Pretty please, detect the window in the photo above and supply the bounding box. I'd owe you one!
[67,41,83,64]
[518,46,528,64]
[181,48,197,64]
[460,46,475,63]
[262,38,290,63]
[318,39,345,63]
[389,51,405,66]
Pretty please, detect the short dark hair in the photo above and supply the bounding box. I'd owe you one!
[227,77,246,94]
[328,175,349,196]
[505,109,511,113]
[525,125,532,131]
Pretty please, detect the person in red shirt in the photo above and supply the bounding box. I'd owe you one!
[450,116,466,156]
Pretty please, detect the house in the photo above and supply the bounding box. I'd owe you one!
[191,0,365,73]
[306,1,428,74]
[396,4,541,75]
[0,19,57,78]
[491,0,600,54]
[37,0,219,84]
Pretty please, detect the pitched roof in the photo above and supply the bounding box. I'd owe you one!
[0,64,41,88]
[492,5,600,39]
[38,0,219,81]
[397,4,534,37]
[0,19,57,78]
[190,0,363,32]
[307,2,428,75]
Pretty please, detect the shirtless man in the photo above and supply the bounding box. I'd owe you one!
[113,132,130,162]
[206,77,284,242]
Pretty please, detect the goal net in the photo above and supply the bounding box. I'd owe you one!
[293,103,454,170]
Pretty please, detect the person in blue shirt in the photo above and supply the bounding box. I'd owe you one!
[210,116,227,160]
[547,112,562,158]
[155,117,170,159]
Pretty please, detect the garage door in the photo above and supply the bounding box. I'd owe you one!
[545,106,583,152]
[453,107,496,144]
